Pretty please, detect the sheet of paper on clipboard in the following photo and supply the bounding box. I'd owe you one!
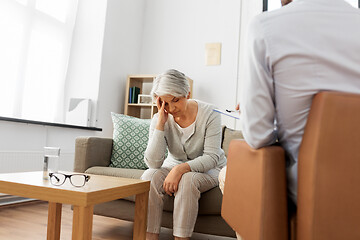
[213,109,240,120]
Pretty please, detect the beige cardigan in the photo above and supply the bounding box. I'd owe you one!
[144,100,226,173]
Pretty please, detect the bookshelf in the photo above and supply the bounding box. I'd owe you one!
[124,75,193,119]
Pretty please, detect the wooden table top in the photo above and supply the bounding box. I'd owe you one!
[0,171,150,207]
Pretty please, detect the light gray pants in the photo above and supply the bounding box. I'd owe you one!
[141,167,220,238]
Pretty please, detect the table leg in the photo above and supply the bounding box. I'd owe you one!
[133,191,149,240]
[72,205,94,240]
[47,202,62,240]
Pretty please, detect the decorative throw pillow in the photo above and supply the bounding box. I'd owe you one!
[109,113,151,170]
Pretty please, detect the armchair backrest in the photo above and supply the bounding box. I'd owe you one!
[297,91,360,240]
[222,91,360,240]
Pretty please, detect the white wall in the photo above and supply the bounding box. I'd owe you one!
[139,0,241,128]
[97,0,146,137]
[64,0,108,128]
[92,0,243,135]
[65,0,146,137]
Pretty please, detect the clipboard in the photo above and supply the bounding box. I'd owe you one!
[213,109,240,120]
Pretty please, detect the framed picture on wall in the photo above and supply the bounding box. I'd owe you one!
[138,94,153,104]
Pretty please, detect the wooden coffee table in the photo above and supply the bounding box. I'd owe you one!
[0,171,150,240]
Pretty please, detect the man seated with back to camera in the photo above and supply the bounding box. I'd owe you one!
[219,0,360,239]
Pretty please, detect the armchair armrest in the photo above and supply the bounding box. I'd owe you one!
[221,139,288,240]
[73,136,113,173]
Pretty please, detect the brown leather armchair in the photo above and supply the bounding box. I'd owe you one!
[221,91,360,240]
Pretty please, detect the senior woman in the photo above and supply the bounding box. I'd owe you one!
[141,69,226,240]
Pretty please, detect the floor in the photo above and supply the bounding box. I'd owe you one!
[0,201,236,240]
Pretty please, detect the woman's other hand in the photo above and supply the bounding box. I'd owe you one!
[155,97,168,131]
[163,163,190,196]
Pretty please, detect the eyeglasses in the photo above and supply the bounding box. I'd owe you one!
[49,172,90,187]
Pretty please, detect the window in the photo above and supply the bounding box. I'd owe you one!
[0,0,78,123]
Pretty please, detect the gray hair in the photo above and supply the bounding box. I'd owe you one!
[151,69,190,99]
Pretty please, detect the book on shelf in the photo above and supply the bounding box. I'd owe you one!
[128,87,141,103]
[129,87,132,103]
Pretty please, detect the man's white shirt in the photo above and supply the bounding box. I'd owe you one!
[240,0,360,203]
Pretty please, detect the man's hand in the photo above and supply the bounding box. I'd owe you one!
[163,163,191,196]
[235,103,240,113]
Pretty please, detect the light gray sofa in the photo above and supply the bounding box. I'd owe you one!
[73,126,243,238]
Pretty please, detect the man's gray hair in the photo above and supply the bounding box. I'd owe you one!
[151,69,190,99]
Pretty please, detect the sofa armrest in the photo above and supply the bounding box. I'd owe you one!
[73,136,113,173]
[221,139,288,240]
[221,126,244,157]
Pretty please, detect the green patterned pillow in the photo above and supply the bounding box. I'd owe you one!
[109,113,151,169]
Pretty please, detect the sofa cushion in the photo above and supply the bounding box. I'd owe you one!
[109,113,151,170]
[86,166,145,179]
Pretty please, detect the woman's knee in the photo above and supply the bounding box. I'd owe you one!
[141,168,169,183]
[178,172,200,192]
[218,166,227,194]
[178,171,218,195]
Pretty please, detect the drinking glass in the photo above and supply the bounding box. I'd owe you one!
[43,147,60,180]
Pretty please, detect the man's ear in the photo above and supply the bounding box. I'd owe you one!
[187,92,191,99]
